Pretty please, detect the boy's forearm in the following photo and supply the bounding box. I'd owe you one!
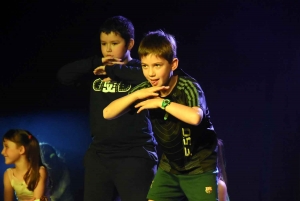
[103,92,138,119]
[105,65,145,84]
[57,61,90,85]
[164,101,203,125]
[57,56,100,85]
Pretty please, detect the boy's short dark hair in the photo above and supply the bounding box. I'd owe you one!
[99,15,134,46]
[138,30,177,63]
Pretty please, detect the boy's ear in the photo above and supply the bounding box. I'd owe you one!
[171,58,179,71]
[127,38,134,51]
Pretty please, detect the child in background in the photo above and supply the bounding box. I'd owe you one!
[104,30,218,201]
[40,143,74,201]
[1,129,49,201]
[217,139,230,201]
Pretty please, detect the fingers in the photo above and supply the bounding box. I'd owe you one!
[93,70,106,75]
[111,61,125,65]
[149,86,169,93]
[153,86,169,90]
[93,66,106,75]
[135,103,145,113]
[159,86,170,90]
[134,99,152,108]
[111,58,122,62]
[146,92,160,97]
[161,86,170,90]
[134,102,141,108]
[138,92,160,99]
[104,57,121,61]
[103,57,122,65]
[102,77,111,82]
[94,66,104,70]
[94,57,124,75]
[136,107,144,113]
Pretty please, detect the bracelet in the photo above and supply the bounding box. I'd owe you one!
[161,99,171,110]
[161,99,171,120]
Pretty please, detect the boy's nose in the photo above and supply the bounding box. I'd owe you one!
[106,44,112,52]
[148,68,155,76]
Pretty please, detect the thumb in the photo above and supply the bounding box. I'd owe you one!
[103,77,112,82]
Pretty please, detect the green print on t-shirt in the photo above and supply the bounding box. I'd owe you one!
[93,78,131,93]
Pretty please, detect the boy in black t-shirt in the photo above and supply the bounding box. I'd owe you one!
[104,30,218,201]
[57,16,157,201]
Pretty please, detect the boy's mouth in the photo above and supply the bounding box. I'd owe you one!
[150,79,159,86]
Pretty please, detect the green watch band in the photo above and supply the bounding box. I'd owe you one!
[161,99,171,110]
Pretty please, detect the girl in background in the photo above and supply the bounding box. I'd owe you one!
[1,129,49,201]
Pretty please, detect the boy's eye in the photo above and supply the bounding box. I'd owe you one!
[101,43,106,46]
[141,65,148,68]
[112,43,118,45]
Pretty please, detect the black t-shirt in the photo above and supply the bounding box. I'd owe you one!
[130,70,217,174]
[57,56,157,158]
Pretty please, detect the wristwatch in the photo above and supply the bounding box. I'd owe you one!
[161,99,171,110]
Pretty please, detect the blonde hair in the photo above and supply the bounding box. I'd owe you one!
[138,30,177,63]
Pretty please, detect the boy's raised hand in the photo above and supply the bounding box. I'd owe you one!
[102,56,124,65]
[94,56,125,76]
[93,66,111,82]
[133,86,169,113]
[93,66,106,75]
[135,98,163,113]
[134,86,169,100]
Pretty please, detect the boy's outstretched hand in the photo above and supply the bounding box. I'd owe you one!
[93,66,112,82]
[94,56,125,80]
[102,56,124,66]
[93,66,106,75]
[135,98,163,113]
[134,86,169,113]
[134,86,169,100]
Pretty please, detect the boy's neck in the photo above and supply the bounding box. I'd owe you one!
[160,75,178,97]
[122,51,132,64]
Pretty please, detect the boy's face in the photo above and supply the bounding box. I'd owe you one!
[141,54,178,87]
[1,139,22,165]
[100,32,130,60]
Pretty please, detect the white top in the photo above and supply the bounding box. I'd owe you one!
[7,167,49,201]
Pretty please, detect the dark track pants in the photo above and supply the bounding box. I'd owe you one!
[83,147,157,201]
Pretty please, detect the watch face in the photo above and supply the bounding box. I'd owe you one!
[162,99,171,109]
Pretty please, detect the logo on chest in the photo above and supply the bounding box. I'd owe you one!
[93,78,131,93]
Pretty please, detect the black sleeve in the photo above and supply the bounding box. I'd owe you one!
[182,77,207,116]
[57,55,102,86]
[105,61,146,85]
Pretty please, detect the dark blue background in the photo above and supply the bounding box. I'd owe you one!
[1,0,299,200]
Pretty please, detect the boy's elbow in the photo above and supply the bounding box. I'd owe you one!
[190,112,202,126]
[103,109,110,120]
[103,108,115,120]
[192,108,204,125]
[192,116,201,125]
